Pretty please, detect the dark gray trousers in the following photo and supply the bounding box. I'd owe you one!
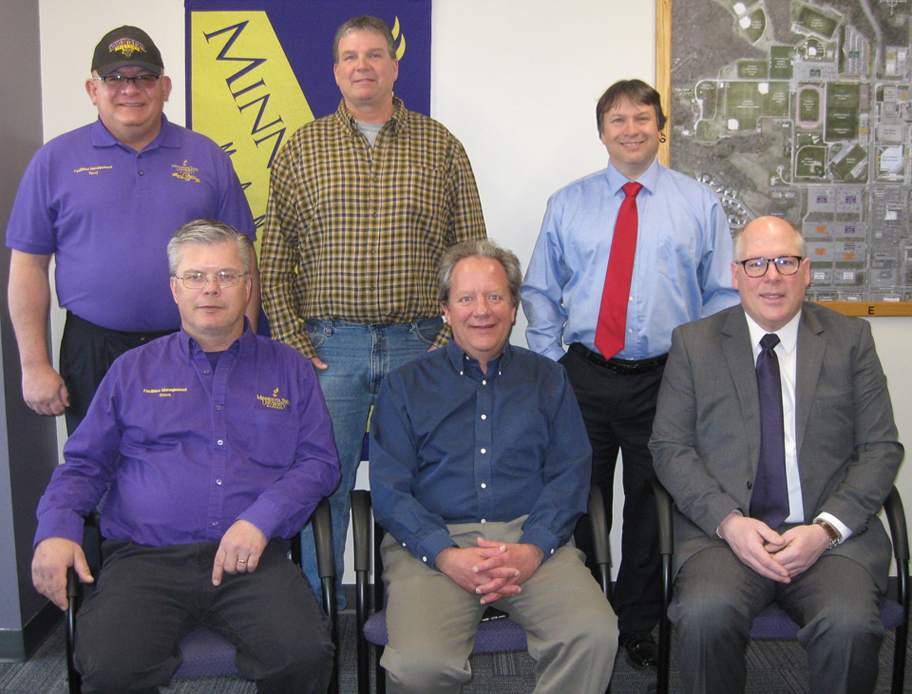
[670,548,884,694]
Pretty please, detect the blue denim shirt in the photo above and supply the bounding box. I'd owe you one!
[370,341,592,569]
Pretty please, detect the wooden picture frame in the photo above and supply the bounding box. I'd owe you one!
[654,0,912,316]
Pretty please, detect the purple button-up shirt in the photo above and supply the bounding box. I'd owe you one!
[35,325,340,547]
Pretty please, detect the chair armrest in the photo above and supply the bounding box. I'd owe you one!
[587,486,612,598]
[312,497,335,580]
[653,480,675,557]
[884,485,910,564]
[351,490,372,574]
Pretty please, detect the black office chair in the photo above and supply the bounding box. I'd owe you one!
[653,481,909,694]
[351,486,613,694]
[65,496,338,694]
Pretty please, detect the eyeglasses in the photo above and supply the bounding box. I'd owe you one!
[95,73,161,89]
[173,271,248,289]
[738,256,803,278]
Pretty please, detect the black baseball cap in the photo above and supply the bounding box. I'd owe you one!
[92,26,164,76]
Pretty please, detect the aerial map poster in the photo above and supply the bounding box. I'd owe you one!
[660,0,912,315]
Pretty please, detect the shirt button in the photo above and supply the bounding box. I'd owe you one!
[217,439,224,446]
[481,414,487,420]
[204,370,211,375]
[138,170,145,176]
[550,548,555,555]
[629,296,633,301]
[480,519,486,524]
[422,556,428,563]
[401,542,407,547]
[480,483,487,489]
[216,479,223,485]
[212,521,219,526]
[216,405,222,411]
[627,328,634,333]
[482,379,487,385]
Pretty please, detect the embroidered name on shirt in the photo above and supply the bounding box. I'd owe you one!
[74,166,114,176]
[143,388,189,398]
[171,160,200,183]
[257,388,290,410]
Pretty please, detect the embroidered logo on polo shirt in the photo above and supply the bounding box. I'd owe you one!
[143,387,189,398]
[74,166,114,176]
[109,38,147,58]
[256,388,290,410]
[171,160,201,183]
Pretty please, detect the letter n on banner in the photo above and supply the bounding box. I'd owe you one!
[184,0,432,231]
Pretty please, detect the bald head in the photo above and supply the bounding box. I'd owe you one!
[730,216,811,332]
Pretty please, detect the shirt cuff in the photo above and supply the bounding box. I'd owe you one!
[814,512,852,543]
[34,510,85,549]
[518,527,559,563]
[417,528,457,570]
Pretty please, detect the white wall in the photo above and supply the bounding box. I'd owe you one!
[37,0,909,582]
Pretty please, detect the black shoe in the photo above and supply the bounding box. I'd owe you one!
[619,630,658,669]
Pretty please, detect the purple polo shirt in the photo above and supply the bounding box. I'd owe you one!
[6,116,255,332]
[35,325,340,547]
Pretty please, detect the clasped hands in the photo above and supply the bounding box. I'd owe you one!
[436,538,544,605]
[717,512,831,583]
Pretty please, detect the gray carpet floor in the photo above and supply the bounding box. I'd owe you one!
[0,613,907,693]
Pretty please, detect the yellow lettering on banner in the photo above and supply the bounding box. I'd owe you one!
[190,12,315,232]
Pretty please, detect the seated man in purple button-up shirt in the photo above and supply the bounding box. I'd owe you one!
[31,220,340,694]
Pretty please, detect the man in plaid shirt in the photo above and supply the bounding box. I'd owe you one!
[260,14,486,604]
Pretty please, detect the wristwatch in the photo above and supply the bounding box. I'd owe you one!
[814,518,842,549]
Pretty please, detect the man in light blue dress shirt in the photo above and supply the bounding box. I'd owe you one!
[521,78,738,668]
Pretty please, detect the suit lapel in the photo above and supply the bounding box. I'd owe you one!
[721,307,761,470]
[795,306,825,464]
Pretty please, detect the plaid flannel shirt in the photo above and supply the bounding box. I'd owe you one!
[261,98,487,358]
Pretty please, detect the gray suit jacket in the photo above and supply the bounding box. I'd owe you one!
[649,302,903,591]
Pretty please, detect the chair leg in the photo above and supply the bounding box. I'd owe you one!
[892,620,907,694]
[375,643,386,694]
[66,568,82,694]
[656,555,672,694]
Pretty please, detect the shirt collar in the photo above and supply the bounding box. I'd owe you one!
[91,113,177,151]
[745,310,801,356]
[606,156,660,196]
[336,97,407,136]
[444,340,513,378]
[177,318,255,360]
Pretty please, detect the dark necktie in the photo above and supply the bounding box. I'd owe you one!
[750,333,789,528]
[595,181,642,359]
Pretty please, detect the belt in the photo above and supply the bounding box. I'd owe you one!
[569,343,668,375]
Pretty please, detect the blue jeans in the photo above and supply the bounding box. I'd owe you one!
[299,318,443,606]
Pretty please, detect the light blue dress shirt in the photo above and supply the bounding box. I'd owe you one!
[522,158,739,362]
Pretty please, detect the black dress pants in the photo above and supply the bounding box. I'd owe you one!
[75,539,334,694]
[561,344,663,633]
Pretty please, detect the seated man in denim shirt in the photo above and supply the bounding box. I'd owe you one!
[370,238,617,694]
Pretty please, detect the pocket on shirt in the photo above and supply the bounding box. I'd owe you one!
[406,166,446,228]
[656,235,698,281]
[249,409,298,467]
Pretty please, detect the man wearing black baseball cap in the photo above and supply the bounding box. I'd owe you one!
[6,25,259,435]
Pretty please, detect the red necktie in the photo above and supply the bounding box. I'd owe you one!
[595,181,642,359]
